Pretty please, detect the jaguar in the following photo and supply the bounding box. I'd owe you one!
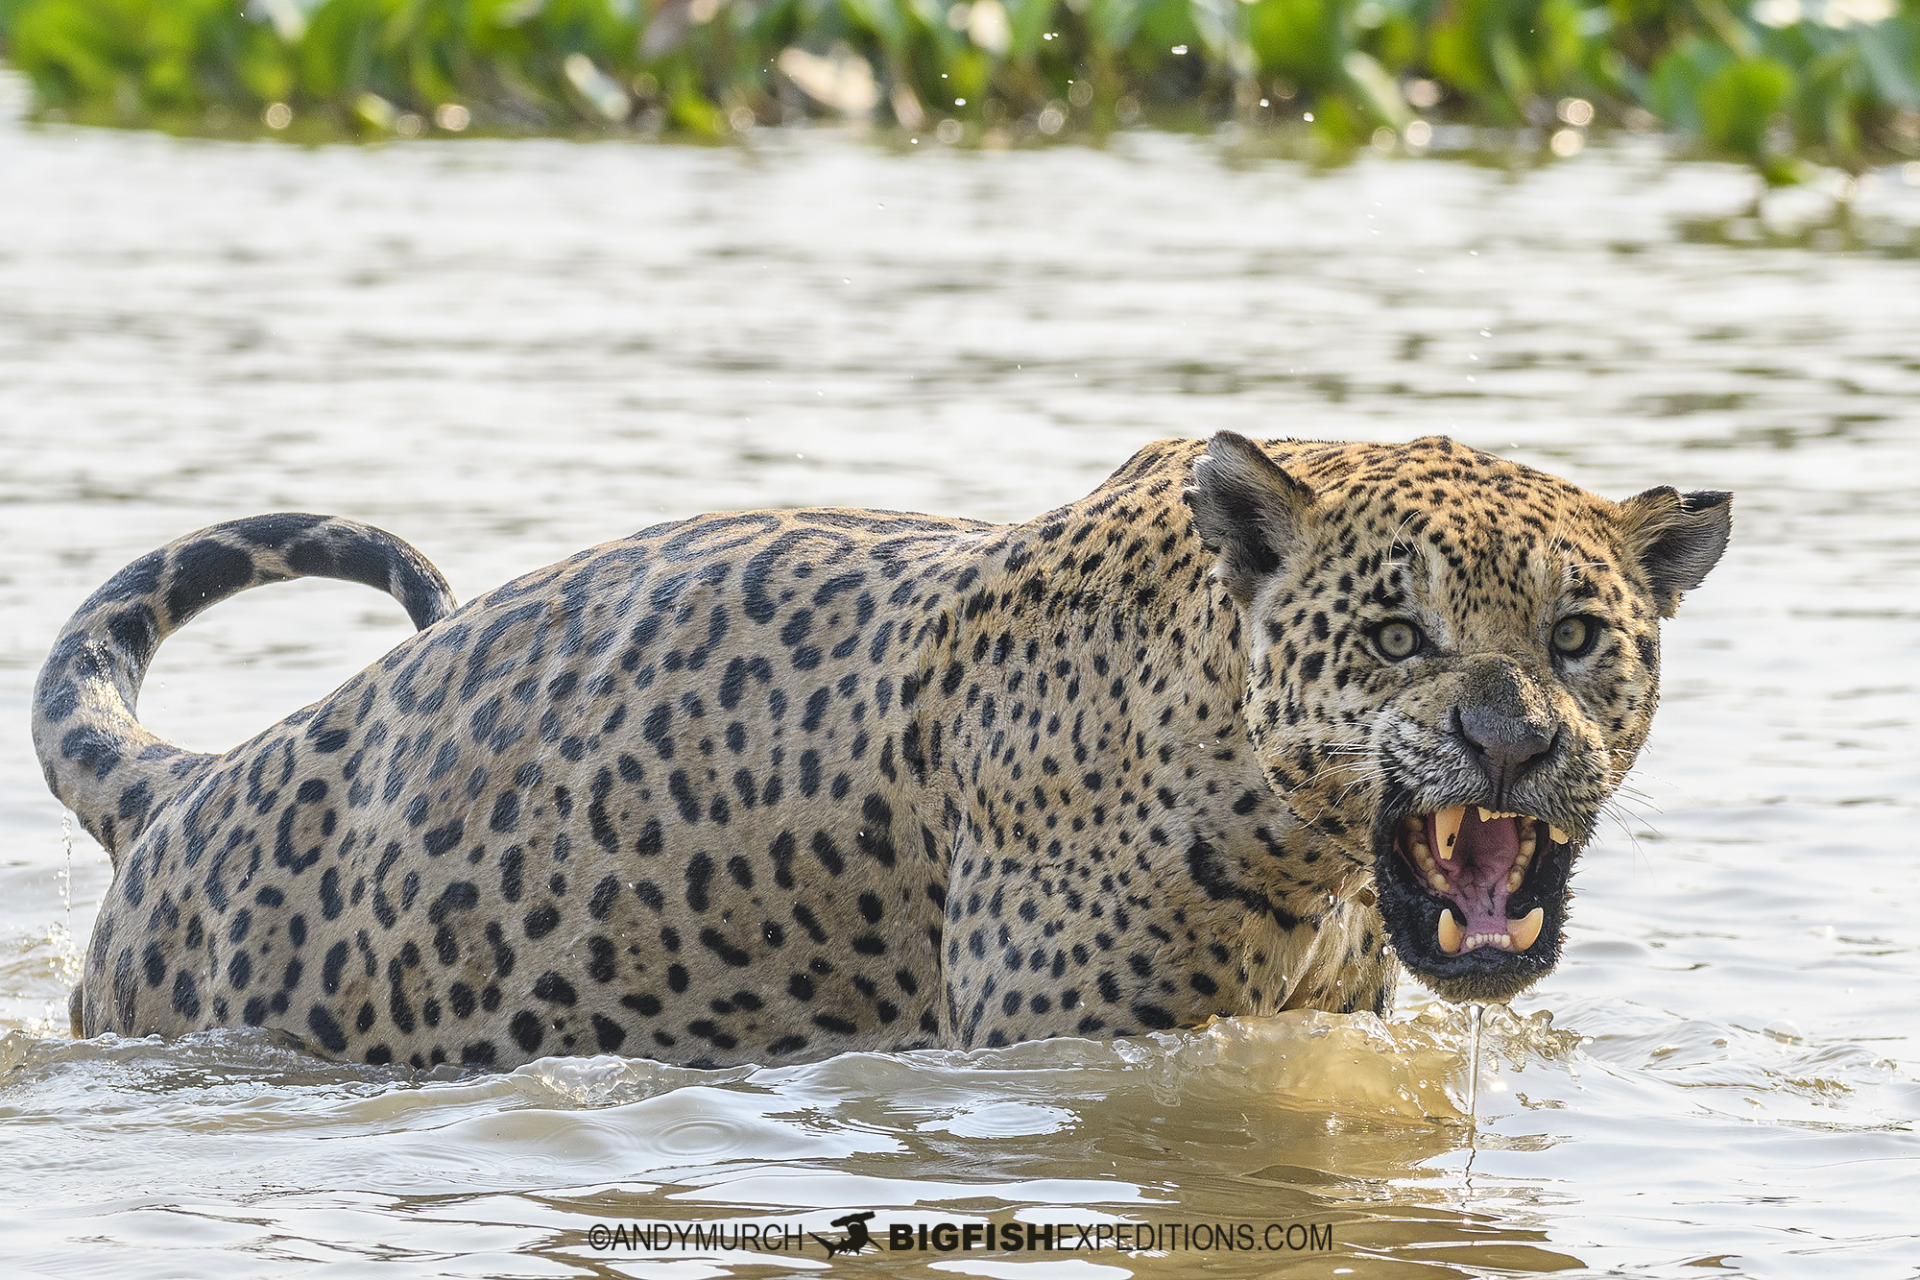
[35,433,1730,1069]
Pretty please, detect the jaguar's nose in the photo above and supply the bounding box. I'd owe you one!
[1452,704,1556,788]
[1450,656,1557,794]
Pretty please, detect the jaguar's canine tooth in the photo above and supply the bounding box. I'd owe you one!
[1509,907,1545,950]
[1433,806,1464,858]
[1438,909,1463,955]
[1548,824,1570,845]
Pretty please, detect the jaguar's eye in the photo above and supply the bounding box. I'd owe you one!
[1372,620,1426,661]
[1551,615,1600,658]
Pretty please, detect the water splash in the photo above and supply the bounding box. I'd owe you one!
[58,813,73,959]
[20,814,87,1039]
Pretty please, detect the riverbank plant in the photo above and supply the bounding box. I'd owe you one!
[2,0,1917,181]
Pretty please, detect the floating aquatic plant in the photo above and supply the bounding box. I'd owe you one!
[1,0,1916,181]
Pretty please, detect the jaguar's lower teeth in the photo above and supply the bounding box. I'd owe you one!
[1434,906,1545,956]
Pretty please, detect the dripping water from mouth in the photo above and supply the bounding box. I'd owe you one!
[1465,1001,1485,1179]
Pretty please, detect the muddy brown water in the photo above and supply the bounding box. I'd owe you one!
[2,74,1918,1277]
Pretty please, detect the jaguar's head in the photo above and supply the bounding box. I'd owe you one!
[1187,432,1731,1002]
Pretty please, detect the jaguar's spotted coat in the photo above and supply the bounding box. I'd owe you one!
[36,435,1729,1069]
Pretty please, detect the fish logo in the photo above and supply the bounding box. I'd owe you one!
[811,1210,877,1257]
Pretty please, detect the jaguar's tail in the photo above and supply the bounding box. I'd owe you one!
[32,513,456,862]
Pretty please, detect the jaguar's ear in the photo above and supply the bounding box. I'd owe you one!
[1615,486,1732,618]
[1184,432,1316,606]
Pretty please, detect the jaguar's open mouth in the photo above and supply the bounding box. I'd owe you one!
[1373,804,1577,1000]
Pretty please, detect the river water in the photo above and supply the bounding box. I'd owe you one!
[2,76,1917,1276]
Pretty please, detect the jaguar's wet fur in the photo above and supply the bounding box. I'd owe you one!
[36,435,1729,1068]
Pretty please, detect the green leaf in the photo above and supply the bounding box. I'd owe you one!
[1246,0,1343,93]
[1004,0,1057,65]
[1343,48,1409,128]
[1699,55,1792,160]
[1648,35,1729,132]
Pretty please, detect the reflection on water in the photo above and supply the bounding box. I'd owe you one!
[7,999,1903,1275]
[1,74,1918,1278]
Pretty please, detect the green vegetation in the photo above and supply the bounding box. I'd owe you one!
[2,0,1918,180]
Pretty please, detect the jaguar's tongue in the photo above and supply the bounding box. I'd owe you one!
[1426,806,1540,954]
